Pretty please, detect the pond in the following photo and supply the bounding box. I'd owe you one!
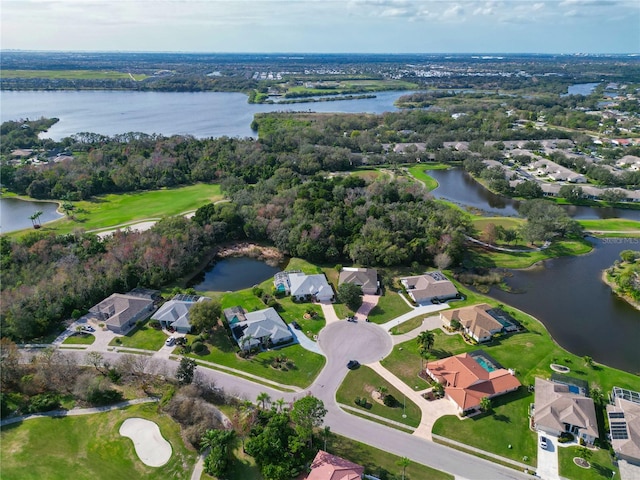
[428,168,640,221]
[188,256,281,292]
[0,197,64,234]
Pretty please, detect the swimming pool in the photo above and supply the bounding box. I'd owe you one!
[473,355,497,372]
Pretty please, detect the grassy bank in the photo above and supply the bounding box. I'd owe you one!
[407,164,449,191]
[0,403,196,480]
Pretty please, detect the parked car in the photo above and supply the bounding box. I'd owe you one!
[165,337,176,347]
[539,436,548,450]
[346,317,357,323]
[81,325,95,333]
[347,360,360,369]
[291,321,301,330]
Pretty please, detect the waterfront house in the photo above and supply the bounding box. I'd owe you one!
[607,387,640,467]
[400,271,458,305]
[533,377,599,445]
[425,352,521,414]
[275,271,334,302]
[440,304,516,343]
[151,294,211,334]
[338,267,379,295]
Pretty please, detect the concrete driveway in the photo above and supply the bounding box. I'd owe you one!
[290,328,323,355]
[536,432,560,480]
[354,294,380,321]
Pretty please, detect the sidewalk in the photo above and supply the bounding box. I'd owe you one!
[380,304,450,332]
[338,403,416,431]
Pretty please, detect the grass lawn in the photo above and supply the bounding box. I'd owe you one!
[222,443,262,480]
[187,325,325,388]
[283,257,324,274]
[366,290,412,324]
[1,69,148,80]
[19,184,223,236]
[558,446,618,480]
[109,322,167,351]
[463,238,593,269]
[0,403,196,480]
[472,216,525,232]
[407,164,449,191]
[336,366,422,428]
[579,218,640,233]
[389,316,423,335]
[62,333,95,345]
[432,389,537,467]
[329,433,453,480]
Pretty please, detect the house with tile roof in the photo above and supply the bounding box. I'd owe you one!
[229,307,293,351]
[306,450,364,480]
[440,304,517,343]
[425,352,521,413]
[607,388,640,466]
[400,271,458,305]
[338,267,379,295]
[151,294,211,334]
[89,292,156,334]
[533,377,599,445]
[278,272,334,302]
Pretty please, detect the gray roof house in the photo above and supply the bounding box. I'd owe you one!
[607,388,640,467]
[533,377,599,444]
[152,294,211,334]
[400,271,458,305]
[89,292,156,334]
[338,267,379,295]
[229,307,293,351]
[283,272,334,302]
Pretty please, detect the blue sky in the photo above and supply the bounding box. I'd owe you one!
[2,0,639,54]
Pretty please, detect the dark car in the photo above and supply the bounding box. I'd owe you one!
[346,316,357,322]
[347,360,360,370]
[291,321,301,330]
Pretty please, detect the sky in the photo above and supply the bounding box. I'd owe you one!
[1,0,639,54]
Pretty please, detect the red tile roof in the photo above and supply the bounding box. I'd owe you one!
[307,450,364,480]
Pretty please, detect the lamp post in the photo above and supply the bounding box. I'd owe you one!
[402,394,406,418]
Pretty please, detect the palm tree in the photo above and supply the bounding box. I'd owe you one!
[274,398,286,413]
[396,457,411,480]
[256,391,271,410]
[480,396,492,413]
[33,210,43,227]
[322,426,331,451]
[417,330,435,352]
[199,429,218,453]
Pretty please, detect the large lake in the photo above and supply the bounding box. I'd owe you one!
[0,90,408,141]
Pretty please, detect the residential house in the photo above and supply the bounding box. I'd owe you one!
[607,387,640,466]
[306,450,364,480]
[338,267,379,295]
[151,294,211,334]
[533,377,599,445]
[275,271,334,302]
[89,290,157,334]
[400,271,458,305]
[229,307,293,351]
[440,304,516,343]
[425,352,521,413]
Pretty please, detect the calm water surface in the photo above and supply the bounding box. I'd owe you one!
[0,197,63,233]
[565,83,600,96]
[428,168,640,221]
[188,256,281,292]
[0,90,408,141]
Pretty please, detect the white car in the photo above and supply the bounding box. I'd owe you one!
[165,337,176,347]
[539,436,548,450]
[81,325,95,333]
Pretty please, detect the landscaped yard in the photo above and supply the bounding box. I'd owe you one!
[0,403,197,480]
[558,445,618,480]
[109,322,168,351]
[366,290,412,324]
[62,333,95,345]
[186,325,325,388]
[336,366,421,429]
[389,316,424,335]
[432,389,537,467]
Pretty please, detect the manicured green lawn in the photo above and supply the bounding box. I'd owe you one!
[558,446,618,480]
[109,322,167,351]
[276,297,325,337]
[366,290,412,324]
[407,164,449,191]
[433,389,537,466]
[389,316,423,335]
[284,257,324,274]
[0,403,197,480]
[187,325,324,388]
[463,238,593,269]
[62,333,95,345]
[579,218,640,232]
[336,366,421,428]
[21,184,223,236]
[330,433,453,480]
[220,289,267,311]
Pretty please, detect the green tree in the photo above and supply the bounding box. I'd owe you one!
[188,299,221,333]
[337,282,363,311]
[577,446,593,465]
[559,184,584,202]
[257,391,271,410]
[201,429,236,477]
[416,330,435,352]
[290,395,327,447]
[583,355,594,368]
[176,357,197,385]
[396,457,411,480]
[480,396,492,413]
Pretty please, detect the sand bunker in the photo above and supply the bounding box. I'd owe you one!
[119,417,172,467]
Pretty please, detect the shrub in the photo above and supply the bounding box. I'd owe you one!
[27,392,60,413]
[252,286,264,298]
[192,341,206,354]
[383,394,397,407]
[71,309,82,320]
[148,319,161,329]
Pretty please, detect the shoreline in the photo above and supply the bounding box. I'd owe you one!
[601,270,640,311]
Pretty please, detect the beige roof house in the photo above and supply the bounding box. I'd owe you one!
[306,450,364,480]
[89,292,155,334]
[533,377,599,444]
[440,304,503,343]
[338,267,379,295]
[607,388,640,466]
[400,271,458,304]
[425,352,521,413]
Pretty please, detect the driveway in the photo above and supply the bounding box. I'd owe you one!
[381,304,450,332]
[318,300,341,325]
[536,432,560,480]
[290,328,323,355]
[391,315,446,345]
[354,294,380,321]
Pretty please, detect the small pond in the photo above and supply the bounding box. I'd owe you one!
[188,256,281,292]
[0,197,64,234]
